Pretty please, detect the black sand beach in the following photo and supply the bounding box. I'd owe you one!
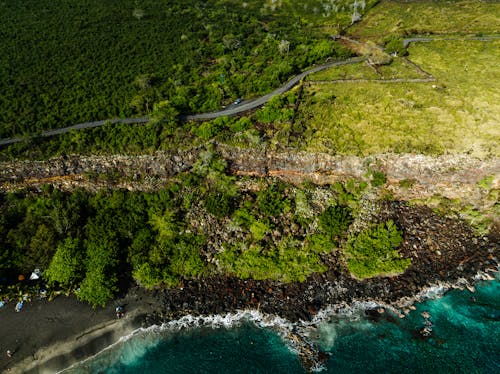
[0,287,160,373]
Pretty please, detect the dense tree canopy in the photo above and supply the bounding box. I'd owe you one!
[0,0,370,138]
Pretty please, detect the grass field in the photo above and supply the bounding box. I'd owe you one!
[348,0,500,43]
[295,39,500,157]
[308,60,380,81]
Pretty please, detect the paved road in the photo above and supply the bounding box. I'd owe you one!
[0,57,365,147]
[182,57,366,121]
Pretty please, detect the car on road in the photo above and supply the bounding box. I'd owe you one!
[233,98,242,105]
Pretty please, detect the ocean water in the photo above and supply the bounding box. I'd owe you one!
[64,274,499,374]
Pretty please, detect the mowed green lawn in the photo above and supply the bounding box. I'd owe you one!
[295,40,500,157]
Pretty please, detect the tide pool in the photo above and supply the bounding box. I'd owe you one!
[63,275,499,373]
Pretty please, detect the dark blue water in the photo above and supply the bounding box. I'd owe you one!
[65,275,499,374]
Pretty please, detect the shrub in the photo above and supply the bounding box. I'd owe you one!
[319,205,353,241]
[399,179,415,189]
[369,170,387,187]
[384,36,408,56]
[250,220,270,241]
[344,220,410,279]
[205,191,236,218]
[257,181,290,217]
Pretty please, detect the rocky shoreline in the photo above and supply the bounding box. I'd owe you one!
[135,201,498,371]
[144,202,497,324]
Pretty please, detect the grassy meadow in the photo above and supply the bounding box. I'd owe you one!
[307,56,429,81]
[294,39,500,157]
[308,60,380,81]
[348,0,500,42]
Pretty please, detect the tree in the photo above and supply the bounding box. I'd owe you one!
[77,240,119,307]
[45,237,84,288]
[344,220,410,279]
[150,100,179,134]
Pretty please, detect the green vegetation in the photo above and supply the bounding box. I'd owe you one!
[44,238,85,288]
[294,40,500,157]
[217,237,328,283]
[1,0,497,308]
[376,58,427,79]
[0,91,298,161]
[0,184,210,306]
[318,205,353,243]
[257,180,290,216]
[349,0,500,43]
[344,220,410,279]
[478,175,495,190]
[308,56,427,82]
[1,157,378,305]
[368,170,387,187]
[0,0,372,139]
[399,179,416,189]
[308,61,379,81]
[411,192,500,236]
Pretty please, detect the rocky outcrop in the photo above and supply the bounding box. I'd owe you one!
[1,146,498,202]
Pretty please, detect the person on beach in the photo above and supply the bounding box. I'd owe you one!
[116,305,125,319]
[15,301,23,312]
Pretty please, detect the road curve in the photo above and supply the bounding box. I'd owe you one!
[0,57,365,147]
[182,57,366,121]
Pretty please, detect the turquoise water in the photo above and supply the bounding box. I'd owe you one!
[65,276,499,374]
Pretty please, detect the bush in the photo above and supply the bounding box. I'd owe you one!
[250,220,270,241]
[257,181,290,217]
[383,36,408,56]
[344,220,410,279]
[205,191,236,218]
[369,170,387,187]
[216,236,327,283]
[399,179,415,189]
[319,205,353,241]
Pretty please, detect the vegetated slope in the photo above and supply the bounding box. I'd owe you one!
[295,39,500,157]
[348,0,500,43]
[1,149,497,307]
[0,0,498,312]
[0,0,372,138]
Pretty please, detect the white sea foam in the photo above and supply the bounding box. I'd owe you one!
[416,284,449,301]
[58,326,161,373]
[60,309,297,373]
[156,309,294,334]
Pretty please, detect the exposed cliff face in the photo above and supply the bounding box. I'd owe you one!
[1,145,498,211]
